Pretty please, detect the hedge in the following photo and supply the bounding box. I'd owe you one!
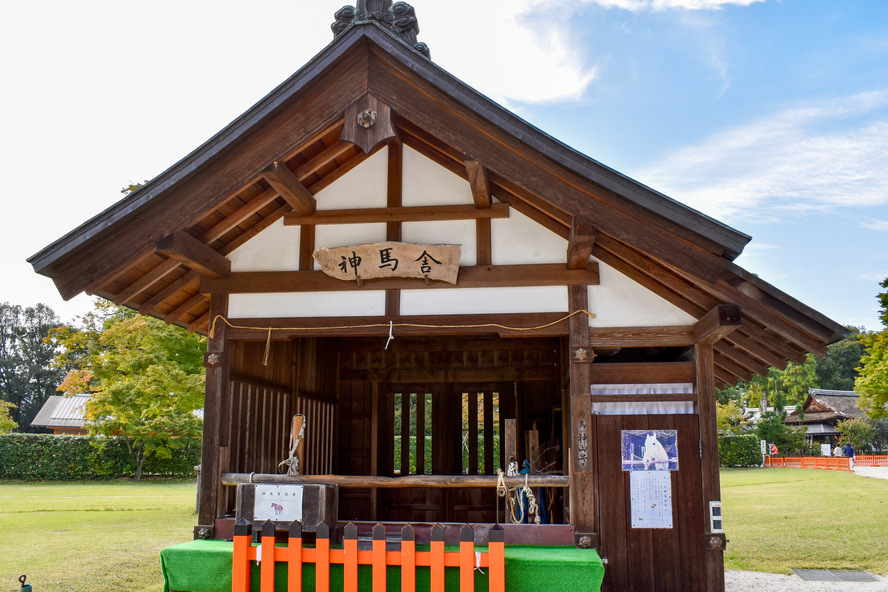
[0,434,201,480]
[718,434,762,467]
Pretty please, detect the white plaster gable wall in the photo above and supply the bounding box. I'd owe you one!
[229,291,386,318]
[228,219,301,272]
[316,145,388,210]
[402,145,474,206]
[401,286,567,316]
[401,220,477,267]
[491,210,567,265]
[313,224,388,268]
[588,258,696,327]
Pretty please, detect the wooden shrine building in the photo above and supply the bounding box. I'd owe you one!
[30,4,844,591]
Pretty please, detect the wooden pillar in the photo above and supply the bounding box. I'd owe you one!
[695,342,725,591]
[568,285,594,543]
[694,304,739,592]
[196,293,229,538]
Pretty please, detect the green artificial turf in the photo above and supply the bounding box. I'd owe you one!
[0,480,197,592]
[720,467,888,574]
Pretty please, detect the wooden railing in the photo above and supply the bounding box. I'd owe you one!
[764,456,850,470]
[855,455,888,467]
[232,520,505,592]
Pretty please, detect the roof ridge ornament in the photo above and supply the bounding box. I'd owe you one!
[332,1,431,59]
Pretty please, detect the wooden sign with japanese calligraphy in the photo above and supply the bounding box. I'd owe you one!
[313,242,461,284]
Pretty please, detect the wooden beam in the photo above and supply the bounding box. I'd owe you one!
[164,292,208,325]
[465,159,492,208]
[187,310,210,334]
[341,366,558,383]
[588,326,694,347]
[293,141,355,180]
[157,231,231,279]
[693,304,742,345]
[283,203,510,226]
[199,188,280,244]
[201,262,599,294]
[724,325,790,370]
[708,278,829,356]
[222,312,572,339]
[713,341,767,377]
[712,351,754,384]
[587,362,696,384]
[567,217,596,270]
[113,257,181,306]
[221,472,569,488]
[261,161,316,215]
[138,270,200,315]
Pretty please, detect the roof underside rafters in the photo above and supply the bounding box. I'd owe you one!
[29,24,845,389]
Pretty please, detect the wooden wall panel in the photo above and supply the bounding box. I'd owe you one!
[596,413,705,592]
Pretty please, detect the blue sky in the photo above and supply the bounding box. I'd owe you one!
[1,0,886,331]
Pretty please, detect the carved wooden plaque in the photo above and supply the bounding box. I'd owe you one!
[313,242,461,284]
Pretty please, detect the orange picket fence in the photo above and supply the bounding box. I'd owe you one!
[232,520,505,592]
[764,456,851,471]
[855,455,888,467]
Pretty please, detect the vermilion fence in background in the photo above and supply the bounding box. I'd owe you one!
[855,455,888,467]
[232,520,505,592]
[764,456,851,470]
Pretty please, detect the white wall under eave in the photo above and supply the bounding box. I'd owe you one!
[229,291,387,318]
[228,219,301,272]
[401,286,568,316]
[587,257,696,327]
[491,209,567,265]
[401,220,477,267]
[314,223,389,269]
[402,145,474,206]
[316,145,388,210]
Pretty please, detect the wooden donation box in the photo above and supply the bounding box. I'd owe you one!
[235,483,338,532]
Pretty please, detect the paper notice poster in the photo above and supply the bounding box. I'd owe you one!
[630,470,673,529]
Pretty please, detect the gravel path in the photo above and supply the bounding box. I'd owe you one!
[726,571,887,592]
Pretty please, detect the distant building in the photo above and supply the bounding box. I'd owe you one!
[30,394,90,435]
[784,389,865,444]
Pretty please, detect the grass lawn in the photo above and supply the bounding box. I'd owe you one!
[721,467,888,575]
[0,480,197,592]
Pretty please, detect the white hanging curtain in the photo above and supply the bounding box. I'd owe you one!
[589,383,695,415]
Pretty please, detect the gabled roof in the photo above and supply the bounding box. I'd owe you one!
[28,19,845,388]
[30,394,90,429]
[785,389,864,425]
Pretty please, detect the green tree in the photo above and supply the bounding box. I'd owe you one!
[716,400,749,435]
[781,354,818,406]
[856,278,888,419]
[0,302,69,430]
[755,410,808,456]
[816,326,866,391]
[0,400,17,433]
[836,418,876,454]
[50,300,206,480]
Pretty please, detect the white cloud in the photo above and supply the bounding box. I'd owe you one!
[634,90,888,222]
[862,220,888,232]
[422,2,598,104]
